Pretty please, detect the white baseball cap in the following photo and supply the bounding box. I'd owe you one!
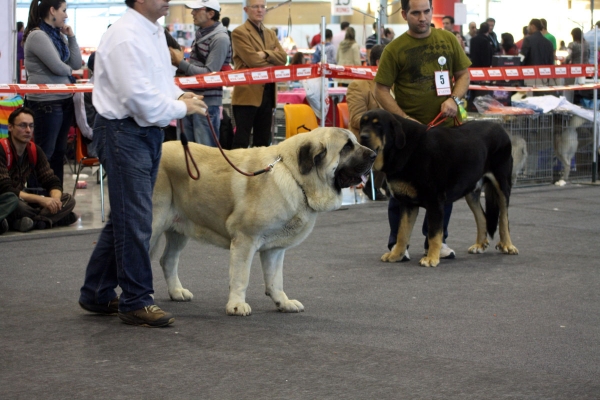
[183,0,221,11]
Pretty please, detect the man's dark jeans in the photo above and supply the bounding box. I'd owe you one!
[79,116,163,312]
[26,97,74,187]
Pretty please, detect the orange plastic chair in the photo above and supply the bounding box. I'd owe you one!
[73,128,105,222]
[283,104,319,139]
[337,102,349,129]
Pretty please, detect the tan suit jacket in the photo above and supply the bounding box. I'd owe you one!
[231,20,287,107]
[346,79,381,139]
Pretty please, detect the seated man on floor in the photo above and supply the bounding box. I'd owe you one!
[347,43,388,201]
[0,107,77,232]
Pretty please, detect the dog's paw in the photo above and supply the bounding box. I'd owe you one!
[496,243,519,255]
[381,251,404,262]
[169,288,194,301]
[418,256,439,267]
[277,299,304,313]
[226,302,252,316]
[468,240,489,254]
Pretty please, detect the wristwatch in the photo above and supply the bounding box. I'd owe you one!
[451,96,462,106]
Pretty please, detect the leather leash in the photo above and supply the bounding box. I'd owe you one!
[179,112,281,180]
[426,111,461,131]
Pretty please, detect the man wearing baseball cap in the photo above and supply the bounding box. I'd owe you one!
[170,0,232,146]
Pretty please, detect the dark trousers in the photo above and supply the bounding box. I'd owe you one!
[7,193,76,227]
[25,97,74,187]
[387,196,453,250]
[79,116,163,312]
[232,85,275,148]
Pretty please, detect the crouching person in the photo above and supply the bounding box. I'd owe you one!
[0,107,76,233]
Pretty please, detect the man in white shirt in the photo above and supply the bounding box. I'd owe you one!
[464,21,477,54]
[79,0,207,327]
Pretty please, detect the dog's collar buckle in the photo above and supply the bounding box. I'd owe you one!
[267,156,282,172]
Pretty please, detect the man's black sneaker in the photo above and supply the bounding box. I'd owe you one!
[79,297,119,315]
[0,219,8,235]
[118,305,175,327]
[57,212,78,226]
[13,217,34,232]
[34,221,47,230]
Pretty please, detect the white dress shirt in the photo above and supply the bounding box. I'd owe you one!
[92,8,186,127]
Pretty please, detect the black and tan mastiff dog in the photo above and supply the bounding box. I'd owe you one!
[360,109,518,267]
[150,127,375,316]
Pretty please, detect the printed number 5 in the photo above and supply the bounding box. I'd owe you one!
[439,75,445,85]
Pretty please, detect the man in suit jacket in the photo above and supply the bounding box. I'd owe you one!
[520,19,554,66]
[469,22,494,68]
[486,17,501,54]
[231,0,287,148]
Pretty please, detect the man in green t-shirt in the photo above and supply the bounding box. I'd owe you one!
[373,0,471,260]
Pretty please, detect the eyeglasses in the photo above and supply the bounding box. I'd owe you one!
[248,4,266,9]
[15,123,34,129]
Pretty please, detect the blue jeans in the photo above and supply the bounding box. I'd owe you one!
[79,116,163,312]
[177,105,220,147]
[26,97,74,186]
[387,196,453,251]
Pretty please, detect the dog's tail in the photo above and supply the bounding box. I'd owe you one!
[483,179,499,239]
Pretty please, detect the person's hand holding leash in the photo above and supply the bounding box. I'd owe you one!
[181,94,207,116]
[440,98,458,118]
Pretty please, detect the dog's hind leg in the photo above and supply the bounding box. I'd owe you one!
[226,235,259,316]
[465,185,490,254]
[485,174,519,255]
[382,205,418,262]
[160,230,193,301]
[260,248,304,313]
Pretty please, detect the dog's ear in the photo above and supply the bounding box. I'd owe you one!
[298,143,327,175]
[392,115,406,149]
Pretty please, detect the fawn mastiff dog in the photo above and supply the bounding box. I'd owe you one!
[360,109,518,267]
[150,127,375,315]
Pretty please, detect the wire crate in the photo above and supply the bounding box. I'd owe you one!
[551,112,596,183]
[468,113,554,187]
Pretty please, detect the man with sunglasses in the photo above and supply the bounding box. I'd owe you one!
[0,107,76,234]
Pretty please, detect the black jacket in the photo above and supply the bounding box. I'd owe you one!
[520,31,554,66]
[470,33,494,68]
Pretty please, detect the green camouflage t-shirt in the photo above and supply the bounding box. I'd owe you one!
[374,28,471,125]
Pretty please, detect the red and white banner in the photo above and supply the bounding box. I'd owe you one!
[0,64,596,94]
[468,64,594,81]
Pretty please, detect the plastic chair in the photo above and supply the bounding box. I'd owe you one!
[283,104,319,139]
[337,102,349,128]
[73,128,105,222]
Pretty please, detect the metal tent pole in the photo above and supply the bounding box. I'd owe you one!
[593,26,598,182]
[320,15,326,128]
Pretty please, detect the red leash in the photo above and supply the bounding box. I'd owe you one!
[179,112,281,180]
[426,112,461,131]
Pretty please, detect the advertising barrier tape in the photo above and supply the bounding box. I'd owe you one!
[470,83,600,91]
[468,64,594,81]
[0,64,596,94]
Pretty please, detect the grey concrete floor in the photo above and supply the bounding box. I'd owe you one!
[1,173,599,399]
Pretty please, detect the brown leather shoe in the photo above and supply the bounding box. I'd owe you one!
[79,297,119,315]
[118,305,174,327]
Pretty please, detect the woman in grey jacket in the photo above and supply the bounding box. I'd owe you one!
[23,0,82,186]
